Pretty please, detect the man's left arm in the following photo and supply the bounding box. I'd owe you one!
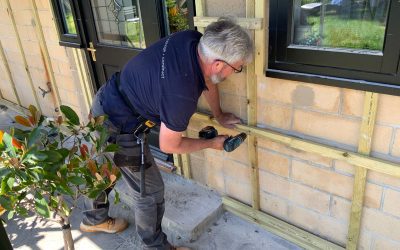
[202,82,241,129]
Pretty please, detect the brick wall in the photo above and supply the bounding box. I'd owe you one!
[0,0,90,121]
[189,73,400,248]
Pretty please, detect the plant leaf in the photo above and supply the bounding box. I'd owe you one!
[97,127,108,150]
[88,189,102,199]
[34,193,50,218]
[6,177,14,190]
[29,105,38,118]
[30,151,48,161]
[2,133,16,157]
[56,183,74,195]
[60,105,80,126]
[12,138,22,150]
[16,206,28,217]
[27,127,41,148]
[105,144,119,152]
[1,177,9,195]
[87,160,97,176]
[7,210,14,220]
[0,195,12,210]
[109,174,117,184]
[94,115,105,126]
[15,116,31,127]
[68,176,86,185]
[42,150,63,163]
[95,173,103,181]
[114,191,120,204]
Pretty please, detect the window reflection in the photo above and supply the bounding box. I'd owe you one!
[59,0,77,35]
[293,0,390,51]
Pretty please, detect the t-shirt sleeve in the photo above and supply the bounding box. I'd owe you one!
[160,94,197,132]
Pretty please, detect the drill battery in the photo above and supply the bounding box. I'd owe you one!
[198,126,218,139]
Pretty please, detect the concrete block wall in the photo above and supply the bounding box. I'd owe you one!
[189,74,400,248]
[0,0,90,121]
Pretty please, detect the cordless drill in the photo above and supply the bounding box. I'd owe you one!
[198,126,247,152]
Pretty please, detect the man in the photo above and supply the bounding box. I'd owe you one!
[80,17,253,250]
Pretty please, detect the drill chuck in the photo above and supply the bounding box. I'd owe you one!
[223,133,247,152]
[199,126,247,152]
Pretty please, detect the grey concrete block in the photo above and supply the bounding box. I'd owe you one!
[108,171,223,244]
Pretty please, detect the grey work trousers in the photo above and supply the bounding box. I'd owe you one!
[82,88,171,250]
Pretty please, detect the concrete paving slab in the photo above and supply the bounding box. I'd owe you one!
[182,211,301,250]
[109,171,223,243]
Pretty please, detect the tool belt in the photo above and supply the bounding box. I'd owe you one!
[113,134,151,171]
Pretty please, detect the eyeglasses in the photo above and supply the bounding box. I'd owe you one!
[215,59,243,73]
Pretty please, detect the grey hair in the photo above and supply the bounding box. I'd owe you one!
[198,17,253,64]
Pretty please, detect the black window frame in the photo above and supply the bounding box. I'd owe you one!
[51,0,83,48]
[267,0,400,96]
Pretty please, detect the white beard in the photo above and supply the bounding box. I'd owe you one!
[210,73,225,84]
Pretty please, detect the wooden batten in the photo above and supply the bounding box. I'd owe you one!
[254,0,266,76]
[246,0,260,210]
[346,92,379,250]
[173,154,183,176]
[0,41,21,106]
[193,16,263,30]
[192,112,400,178]
[194,0,206,33]
[181,131,192,179]
[72,48,92,115]
[223,196,344,250]
[6,0,41,112]
[30,0,62,112]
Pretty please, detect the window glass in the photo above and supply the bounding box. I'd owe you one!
[293,0,390,51]
[165,0,190,34]
[59,0,77,35]
[91,0,146,48]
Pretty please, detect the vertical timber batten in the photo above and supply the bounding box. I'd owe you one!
[181,131,192,179]
[178,0,207,179]
[0,41,21,106]
[254,0,266,75]
[72,49,91,115]
[5,0,42,112]
[173,154,183,175]
[195,0,206,34]
[346,92,379,249]
[30,0,62,112]
[246,0,260,210]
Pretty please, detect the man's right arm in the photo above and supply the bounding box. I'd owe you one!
[159,122,227,154]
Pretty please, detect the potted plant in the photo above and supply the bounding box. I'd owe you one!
[0,105,120,250]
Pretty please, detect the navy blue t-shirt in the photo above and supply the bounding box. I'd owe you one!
[100,30,206,133]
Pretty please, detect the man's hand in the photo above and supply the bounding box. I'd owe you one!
[215,112,241,129]
[210,135,229,150]
[159,122,228,153]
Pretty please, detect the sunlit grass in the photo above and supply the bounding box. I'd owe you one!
[307,16,386,50]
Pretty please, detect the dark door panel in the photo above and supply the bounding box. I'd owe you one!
[80,0,164,86]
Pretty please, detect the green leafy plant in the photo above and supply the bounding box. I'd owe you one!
[166,0,189,33]
[0,105,120,250]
